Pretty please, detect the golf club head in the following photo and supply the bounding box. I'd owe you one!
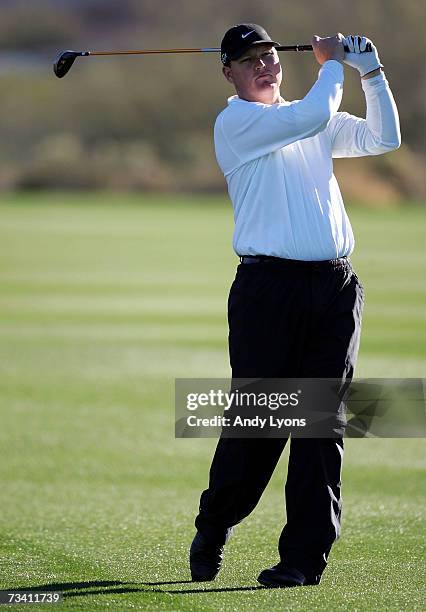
[53,50,81,78]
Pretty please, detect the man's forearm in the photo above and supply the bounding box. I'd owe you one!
[362,71,401,152]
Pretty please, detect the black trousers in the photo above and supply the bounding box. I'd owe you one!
[195,257,364,580]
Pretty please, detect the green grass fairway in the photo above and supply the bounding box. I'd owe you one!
[0,193,425,610]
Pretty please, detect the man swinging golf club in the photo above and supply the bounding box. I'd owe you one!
[190,24,400,587]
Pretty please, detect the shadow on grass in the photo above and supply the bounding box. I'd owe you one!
[10,580,268,598]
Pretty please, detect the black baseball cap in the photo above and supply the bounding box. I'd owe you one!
[221,23,280,66]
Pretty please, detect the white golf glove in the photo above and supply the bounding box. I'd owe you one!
[343,35,383,77]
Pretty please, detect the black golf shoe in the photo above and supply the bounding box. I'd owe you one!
[257,562,319,588]
[190,529,235,582]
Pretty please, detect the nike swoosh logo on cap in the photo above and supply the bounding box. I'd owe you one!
[241,30,255,39]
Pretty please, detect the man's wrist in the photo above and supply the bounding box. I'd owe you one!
[362,67,382,80]
[322,59,344,68]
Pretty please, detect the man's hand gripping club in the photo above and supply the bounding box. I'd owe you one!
[311,33,383,79]
[312,33,345,65]
[343,35,383,78]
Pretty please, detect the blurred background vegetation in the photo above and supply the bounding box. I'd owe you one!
[0,0,424,203]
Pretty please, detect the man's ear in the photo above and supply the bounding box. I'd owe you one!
[222,65,234,84]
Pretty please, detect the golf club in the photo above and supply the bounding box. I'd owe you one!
[54,42,371,78]
[53,46,314,78]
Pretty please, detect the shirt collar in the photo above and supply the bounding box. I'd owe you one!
[227,95,289,105]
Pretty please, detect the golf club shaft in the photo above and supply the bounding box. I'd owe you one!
[85,45,314,56]
[53,43,337,77]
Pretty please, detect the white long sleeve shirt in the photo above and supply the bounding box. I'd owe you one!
[214,60,401,261]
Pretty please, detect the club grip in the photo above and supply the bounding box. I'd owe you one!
[277,41,372,52]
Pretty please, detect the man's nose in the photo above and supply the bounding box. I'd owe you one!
[254,57,266,70]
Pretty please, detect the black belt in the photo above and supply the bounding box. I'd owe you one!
[239,255,349,269]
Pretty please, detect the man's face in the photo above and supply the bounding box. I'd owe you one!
[223,44,282,105]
